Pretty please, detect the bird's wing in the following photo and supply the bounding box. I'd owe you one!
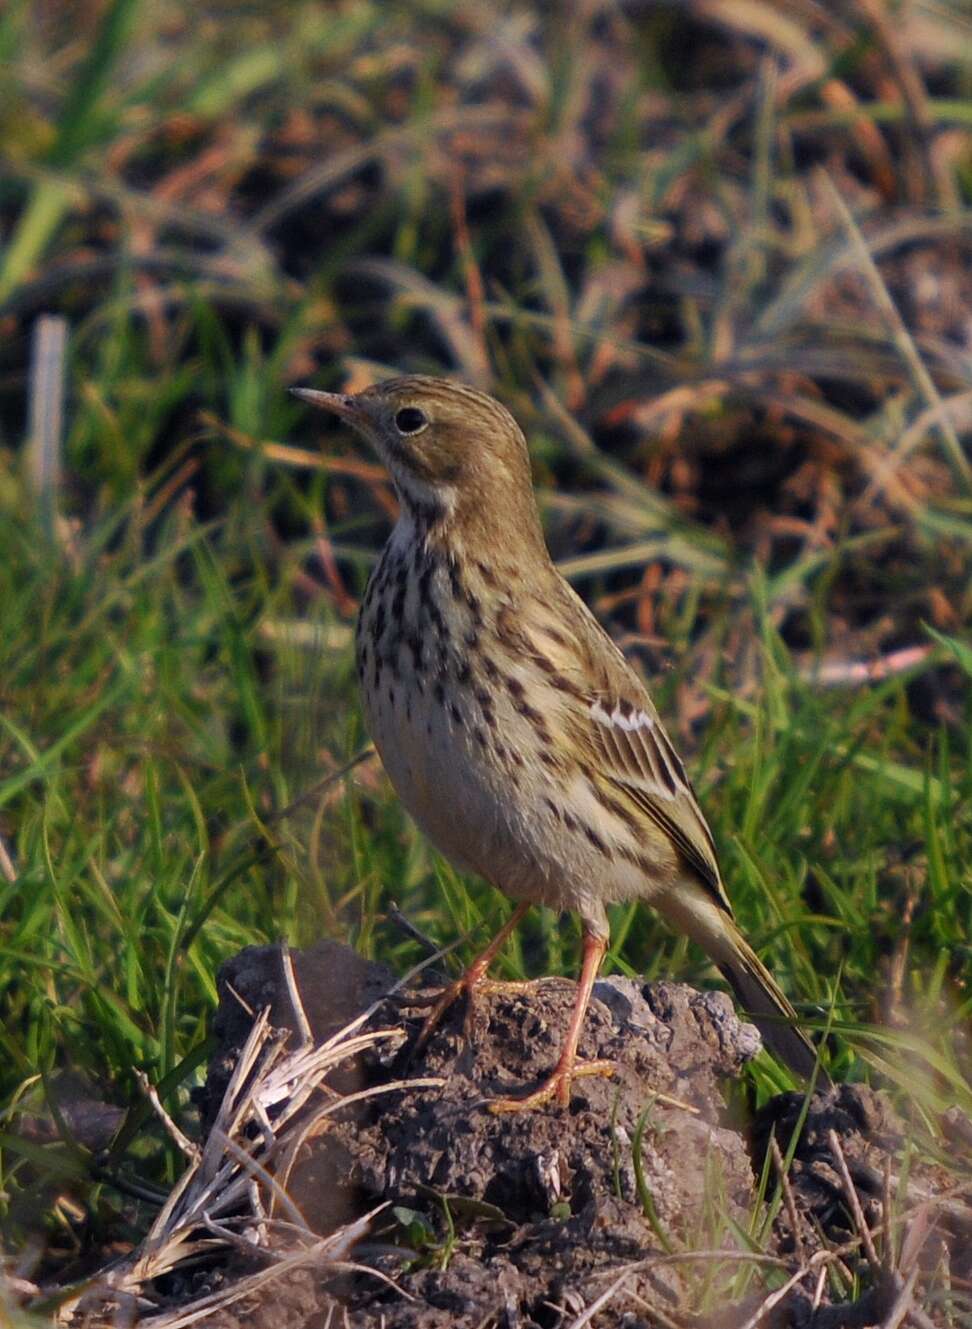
[581,694,731,914]
[503,588,731,916]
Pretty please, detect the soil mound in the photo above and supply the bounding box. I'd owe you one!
[96,942,970,1328]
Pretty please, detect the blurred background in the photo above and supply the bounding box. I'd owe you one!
[1,0,971,1288]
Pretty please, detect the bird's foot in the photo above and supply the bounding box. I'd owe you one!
[397,977,534,1010]
[476,977,536,998]
[488,1058,615,1114]
[408,978,468,1054]
[403,975,537,1054]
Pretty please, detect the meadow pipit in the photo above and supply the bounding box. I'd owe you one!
[292,376,825,1109]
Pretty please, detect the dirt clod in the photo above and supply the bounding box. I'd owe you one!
[161,944,971,1327]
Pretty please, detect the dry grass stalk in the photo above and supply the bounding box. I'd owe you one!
[828,1127,882,1275]
[736,1252,835,1329]
[0,834,17,885]
[771,1134,806,1266]
[566,1265,635,1329]
[61,994,438,1326]
[133,1069,200,1165]
[26,314,67,542]
[819,170,970,491]
[117,1226,391,1329]
[881,1266,920,1329]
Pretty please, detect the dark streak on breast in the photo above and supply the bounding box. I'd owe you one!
[581,823,610,856]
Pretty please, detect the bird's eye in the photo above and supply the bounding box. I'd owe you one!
[394,406,428,435]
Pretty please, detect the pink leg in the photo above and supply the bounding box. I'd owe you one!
[410,902,531,1053]
[489,930,613,1113]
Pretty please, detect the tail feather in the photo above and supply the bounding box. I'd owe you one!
[659,878,829,1086]
[719,935,829,1087]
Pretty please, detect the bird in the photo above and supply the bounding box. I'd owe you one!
[291,375,826,1110]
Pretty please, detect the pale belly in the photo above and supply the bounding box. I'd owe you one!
[365,678,517,877]
[353,525,678,935]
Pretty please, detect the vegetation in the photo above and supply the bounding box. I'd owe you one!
[0,0,970,1314]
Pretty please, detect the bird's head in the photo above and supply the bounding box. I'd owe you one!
[291,376,543,542]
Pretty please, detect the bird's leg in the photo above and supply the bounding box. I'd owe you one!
[489,929,613,1113]
[409,902,531,1053]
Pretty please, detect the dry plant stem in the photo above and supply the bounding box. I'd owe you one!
[173,1027,389,1248]
[386,900,444,957]
[819,169,970,490]
[883,1154,895,1272]
[313,525,356,617]
[141,455,201,525]
[280,944,313,1049]
[881,1267,919,1329]
[27,313,67,539]
[213,1128,310,1233]
[267,746,376,826]
[647,1091,699,1115]
[251,104,526,234]
[565,1266,636,1329]
[200,1213,273,1259]
[812,1264,828,1311]
[737,1251,835,1329]
[82,1002,434,1323]
[126,1219,394,1329]
[862,388,972,505]
[829,1128,882,1275]
[247,1178,268,1246]
[448,170,489,382]
[901,1293,938,1329]
[0,834,17,884]
[897,1209,931,1275]
[802,645,933,688]
[134,1069,200,1164]
[200,408,390,484]
[625,1289,686,1329]
[589,1252,790,1278]
[855,0,956,210]
[771,1134,806,1265]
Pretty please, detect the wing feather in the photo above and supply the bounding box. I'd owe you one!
[514,586,731,914]
[585,697,731,914]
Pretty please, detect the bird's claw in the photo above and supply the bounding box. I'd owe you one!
[387,987,447,1009]
[488,1058,615,1113]
[400,976,539,1054]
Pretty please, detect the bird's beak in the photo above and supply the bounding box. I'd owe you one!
[289,386,364,425]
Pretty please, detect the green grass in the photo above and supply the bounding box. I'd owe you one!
[1,0,971,1300]
[1,443,968,1254]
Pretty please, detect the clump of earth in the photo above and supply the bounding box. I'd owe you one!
[143,942,972,1327]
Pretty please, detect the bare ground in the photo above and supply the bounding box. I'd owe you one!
[119,940,969,1329]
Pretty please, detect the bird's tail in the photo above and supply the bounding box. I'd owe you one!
[660,878,829,1086]
[718,928,828,1087]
